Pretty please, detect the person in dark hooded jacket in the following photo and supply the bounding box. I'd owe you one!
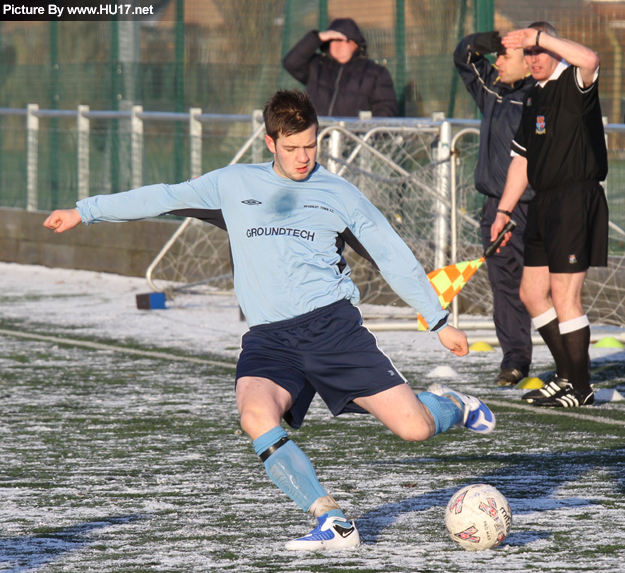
[283,18,398,117]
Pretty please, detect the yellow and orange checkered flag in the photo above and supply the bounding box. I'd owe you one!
[417,220,516,330]
[417,258,485,329]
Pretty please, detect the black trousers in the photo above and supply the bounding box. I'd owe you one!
[480,197,533,375]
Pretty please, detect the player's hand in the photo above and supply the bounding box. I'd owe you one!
[436,325,469,357]
[490,212,512,251]
[43,208,82,233]
[502,29,538,50]
[472,31,503,55]
[318,30,348,43]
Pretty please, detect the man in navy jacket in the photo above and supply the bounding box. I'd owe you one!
[454,31,535,386]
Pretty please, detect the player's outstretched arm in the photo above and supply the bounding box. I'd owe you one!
[437,325,469,357]
[43,208,82,233]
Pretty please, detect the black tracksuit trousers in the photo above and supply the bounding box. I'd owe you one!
[480,197,533,375]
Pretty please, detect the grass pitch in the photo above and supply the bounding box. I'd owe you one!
[1,324,624,573]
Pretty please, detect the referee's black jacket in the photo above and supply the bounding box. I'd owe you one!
[282,23,398,118]
[454,34,535,203]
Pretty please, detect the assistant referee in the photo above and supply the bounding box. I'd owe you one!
[491,22,608,408]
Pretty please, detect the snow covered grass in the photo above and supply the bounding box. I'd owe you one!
[1,263,624,571]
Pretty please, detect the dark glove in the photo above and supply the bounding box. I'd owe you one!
[472,31,503,55]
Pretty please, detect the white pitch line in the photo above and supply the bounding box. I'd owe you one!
[487,399,625,427]
[0,328,236,370]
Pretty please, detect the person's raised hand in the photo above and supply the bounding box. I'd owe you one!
[318,29,348,43]
[472,31,503,55]
[502,29,538,50]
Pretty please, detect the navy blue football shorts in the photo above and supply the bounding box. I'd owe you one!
[524,180,608,273]
[236,299,406,429]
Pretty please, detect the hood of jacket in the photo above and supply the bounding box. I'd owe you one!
[321,18,367,57]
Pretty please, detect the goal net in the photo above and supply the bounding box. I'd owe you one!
[146,119,625,327]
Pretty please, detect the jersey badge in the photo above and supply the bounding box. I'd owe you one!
[535,115,546,135]
[527,97,532,106]
[242,199,262,205]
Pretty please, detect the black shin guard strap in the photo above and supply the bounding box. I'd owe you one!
[259,436,290,462]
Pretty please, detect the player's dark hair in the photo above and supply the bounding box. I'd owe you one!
[263,90,318,141]
[528,21,558,38]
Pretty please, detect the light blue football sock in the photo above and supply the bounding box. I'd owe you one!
[322,509,349,524]
[417,391,463,435]
[253,426,330,512]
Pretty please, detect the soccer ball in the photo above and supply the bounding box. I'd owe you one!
[445,484,512,551]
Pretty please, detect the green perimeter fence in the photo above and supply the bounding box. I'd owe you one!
[1,0,624,205]
[1,105,624,244]
[0,1,623,120]
[1,0,625,240]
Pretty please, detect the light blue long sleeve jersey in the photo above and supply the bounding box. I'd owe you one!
[76,162,448,329]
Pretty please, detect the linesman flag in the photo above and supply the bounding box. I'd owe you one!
[417,220,517,330]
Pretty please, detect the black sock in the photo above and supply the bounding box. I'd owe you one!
[560,325,591,395]
[537,318,571,381]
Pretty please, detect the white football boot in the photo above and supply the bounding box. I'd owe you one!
[427,383,496,434]
[285,513,360,551]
